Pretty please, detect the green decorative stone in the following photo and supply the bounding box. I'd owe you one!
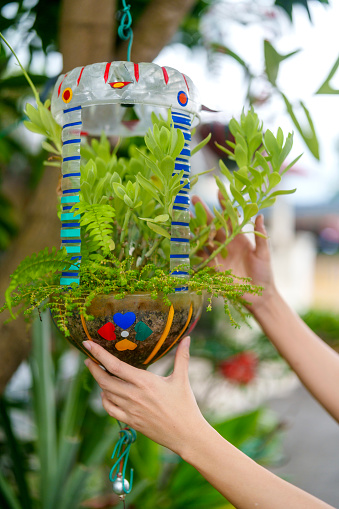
[134,321,153,341]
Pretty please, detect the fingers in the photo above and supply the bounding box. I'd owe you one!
[254,215,270,259]
[173,336,190,381]
[101,392,128,422]
[83,340,142,384]
[85,357,129,397]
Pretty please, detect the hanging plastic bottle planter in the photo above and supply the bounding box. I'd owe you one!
[50,61,203,369]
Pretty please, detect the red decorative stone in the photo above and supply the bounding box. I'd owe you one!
[98,322,116,341]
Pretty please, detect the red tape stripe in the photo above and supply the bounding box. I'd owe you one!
[77,67,84,86]
[58,74,68,97]
[134,63,139,82]
[162,67,169,84]
[104,62,111,83]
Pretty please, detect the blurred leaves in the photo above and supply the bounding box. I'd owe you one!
[263,40,320,160]
[316,54,339,94]
[264,40,300,86]
[274,0,329,22]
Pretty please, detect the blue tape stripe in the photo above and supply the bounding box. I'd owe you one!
[62,189,80,194]
[175,196,190,205]
[61,213,80,221]
[180,149,190,157]
[63,156,81,162]
[70,256,82,261]
[62,239,82,243]
[61,222,80,228]
[60,277,80,285]
[174,124,189,132]
[178,190,189,195]
[61,229,81,237]
[62,271,79,276]
[170,254,189,259]
[171,271,189,275]
[183,132,191,141]
[172,115,191,125]
[62,206,72,210]
[171,238,189,242]
[63,139,81,145]
[175,163,190,172]
[65,246,81,253]
[173,205,187,211]
[171,221,190,226]
[61,195,80,203]
[63,172,81,178]
[63,121,82,129]
[176,157,190,163]
[63,106,82,113]
[175,286,188,292]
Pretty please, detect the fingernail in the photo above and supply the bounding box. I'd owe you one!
[84,359,90,367]
[182,336,191,349]
[83,341,92,351]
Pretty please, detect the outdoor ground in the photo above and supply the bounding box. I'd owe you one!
[267,382,339,508]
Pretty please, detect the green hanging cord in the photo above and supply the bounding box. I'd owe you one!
[117,0,134,61]
[110,422,136,495]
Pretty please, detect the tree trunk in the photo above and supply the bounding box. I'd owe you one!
[116,0,197,62]
[59,0,116,71]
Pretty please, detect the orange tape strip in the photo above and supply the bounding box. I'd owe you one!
[143,305,174,365]
[80,314,100,364]
[153,303,193,362]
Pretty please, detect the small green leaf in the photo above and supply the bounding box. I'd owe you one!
[194,202,207,225]
[243,203,258,221]
[219,160,234,183]
[146,222,170,239]
[230,184,246,208]
[191,133,212,156]
[268,172,281,190]
[268,188,297,198]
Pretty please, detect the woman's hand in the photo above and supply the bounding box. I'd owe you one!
[192,193,277,312]
[83,337,207,456]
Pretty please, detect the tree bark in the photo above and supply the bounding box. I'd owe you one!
[59,0,116,71]
[0,168,60,394]
[116,0,197,62]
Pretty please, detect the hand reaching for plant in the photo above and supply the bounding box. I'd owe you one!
[83,337,334,509]
[192,193,276,311]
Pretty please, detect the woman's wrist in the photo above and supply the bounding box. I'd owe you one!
[248,281,281,320]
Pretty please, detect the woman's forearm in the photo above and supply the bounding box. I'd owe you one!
[251,288,339,422]
[180,419,334,509]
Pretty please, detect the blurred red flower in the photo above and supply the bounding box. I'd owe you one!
[219,352,258,385]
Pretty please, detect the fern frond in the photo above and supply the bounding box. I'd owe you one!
[74,202,115,256]
[5,247,72,317]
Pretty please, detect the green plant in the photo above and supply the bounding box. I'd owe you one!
[0,312,115,509]
[0,34,298,330]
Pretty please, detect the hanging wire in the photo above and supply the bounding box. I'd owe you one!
[117,0,134,61]
[110,421,137,495]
